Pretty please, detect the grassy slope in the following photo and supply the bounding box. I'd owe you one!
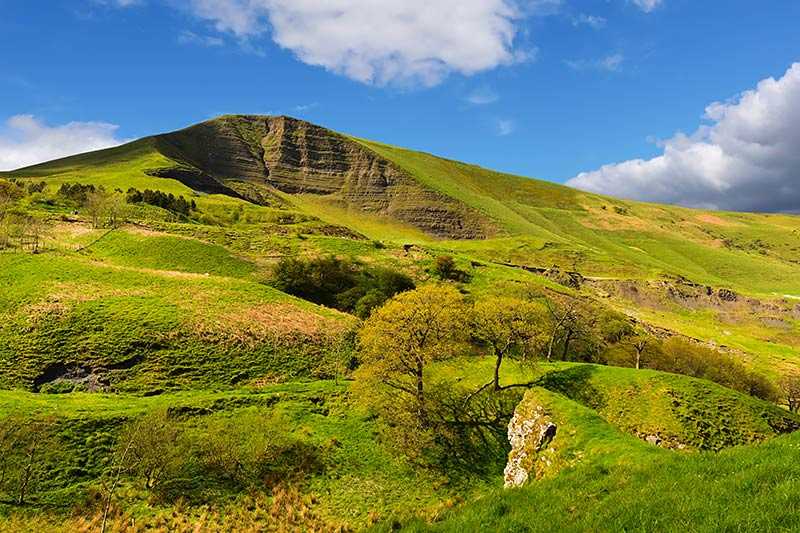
[0,362,793,530]
[401,403,800,532]
[0,382,471,530]
[356,138,800,295]
[436,359,800,451]
[7,124,800,375]
[12,128,800,296]
[0,249,354,391]
[3,117,800,529]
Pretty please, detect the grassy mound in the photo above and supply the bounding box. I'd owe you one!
[0,253,354,392]
[537,364,800,451]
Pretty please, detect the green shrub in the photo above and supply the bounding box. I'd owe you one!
[272,255,414,316]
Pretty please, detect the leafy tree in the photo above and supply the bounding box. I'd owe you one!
[58,182,97,204]
[125,188,195,216]
[470,297,545,390]
[433,255,457,280]
[195,413,320,489]
[432,255,469,282]
[779,373,800,413]
[356,285,467,427]
[272,256,414,316]
[648,338,779,401]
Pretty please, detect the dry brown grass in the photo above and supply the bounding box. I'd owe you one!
[2,486,348,533]
[192,302,355,350]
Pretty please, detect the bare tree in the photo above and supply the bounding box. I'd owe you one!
[0,417,57,505]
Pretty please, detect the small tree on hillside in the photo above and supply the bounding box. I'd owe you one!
[779,373,800,413]
[0,416,58,505]
[470,297,545,391]
[85,188,111,228]
[118,409,182,491]
[356,285,467,428]
[627,329,656,370]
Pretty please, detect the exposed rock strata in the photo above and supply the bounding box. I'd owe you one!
[151,115,493,239]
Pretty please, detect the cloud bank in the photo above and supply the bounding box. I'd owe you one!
[567,63,800,212]
[0,115,126,171]
[184,0,537,86]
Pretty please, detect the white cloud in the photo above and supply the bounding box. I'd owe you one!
[566,53,624,72]
[183,0,539,86]
[567,63,800,213]
[572,14,606,29]
[466,87,500,105]
[0,115,126,171]
[632,0,663,12]
[178,30,224,47]
[496,119,515,136]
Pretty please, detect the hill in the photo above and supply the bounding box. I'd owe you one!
[8,114,800,375]
[1,114,799,531]
[11,115,800,295]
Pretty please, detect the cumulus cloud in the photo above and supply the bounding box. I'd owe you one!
[183,0,538,86]
[567,63,800,213]
[632,0,662,12]
[0,115,126,171]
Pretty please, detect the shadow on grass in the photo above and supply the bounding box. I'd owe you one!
[535,365,606,411]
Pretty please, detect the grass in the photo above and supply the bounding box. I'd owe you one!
[0,381,486,530]
[0,251,354,391]
[401,426,800,532]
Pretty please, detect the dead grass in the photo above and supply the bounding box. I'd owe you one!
[5,485,348,533]
[193,302,355,349]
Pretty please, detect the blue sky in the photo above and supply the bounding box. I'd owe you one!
[1,0,799,210]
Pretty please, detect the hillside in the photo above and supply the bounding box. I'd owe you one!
[1,114,799,531]
[11,115,800,295]
[9,114,800,374]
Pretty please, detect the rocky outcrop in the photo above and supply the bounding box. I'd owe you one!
[150,115,494,239]
[504,395,559,488]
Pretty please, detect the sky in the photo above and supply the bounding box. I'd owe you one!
[1,0,799,211]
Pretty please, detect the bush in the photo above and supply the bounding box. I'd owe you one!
[58,182,97,203]
[432,255,470,282]
[125,188,195,215]
[272,256,414,317]
[638,338,779,401]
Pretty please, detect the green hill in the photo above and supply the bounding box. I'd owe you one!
[10,115,800,295]
[2,115,800,531]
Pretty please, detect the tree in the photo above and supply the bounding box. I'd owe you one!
[118,409,181,491]
[432,255,458,281]
[356,285,467,427]
[0,416,57,505]
[629,333,652,370]
[543,300,576,362]
[470,297,545,391]
[779,373,800,413]
[85,188,111,228]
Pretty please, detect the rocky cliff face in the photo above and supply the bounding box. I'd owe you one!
[152,115,493,239]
